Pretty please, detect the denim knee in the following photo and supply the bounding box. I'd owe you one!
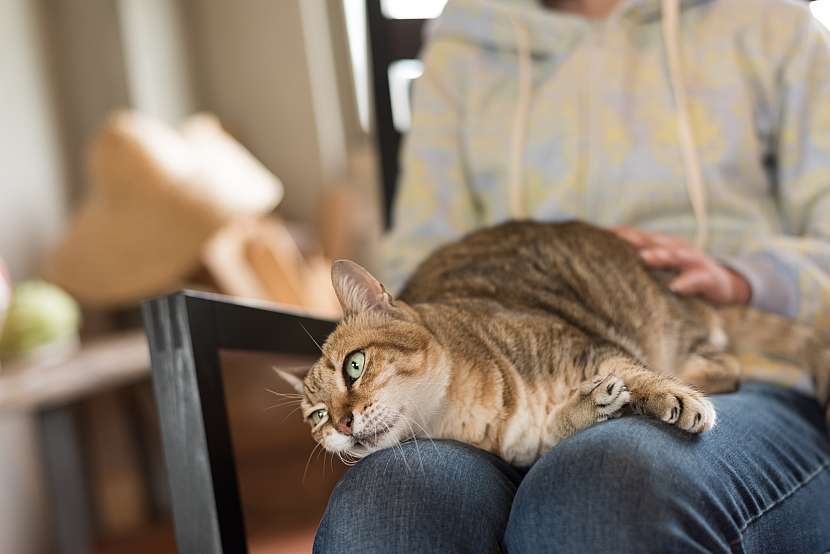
[504,416,733,553]
[314,440,519,554]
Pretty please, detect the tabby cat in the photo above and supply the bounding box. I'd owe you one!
[279,221,830,466]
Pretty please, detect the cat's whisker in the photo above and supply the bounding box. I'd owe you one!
[378,419,399,468]
[265,393,303,401]
[337,450,358,467]
[271,363,312,369]
[384,419,410,473]
[404,412,440,457]
[298,322,325,356]
[402,417,425,474]
[394,408,432,471]
[324,447,336,474]
[383,442,396,474]
[278,405,304,423]
[264,387,303,399]
[302,442,323,484]
[322,447,335,477]
[398,438,411,473]
[264,403,294,412]
[399,401,445,462]
[386,392,440,452]
[264,399,302,411]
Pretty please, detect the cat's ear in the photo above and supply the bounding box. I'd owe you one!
[331,259,395,316]
[273,367,305,394]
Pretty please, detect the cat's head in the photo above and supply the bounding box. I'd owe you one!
[277,261,448,460]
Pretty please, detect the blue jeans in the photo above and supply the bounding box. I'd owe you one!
[314,383,830,553]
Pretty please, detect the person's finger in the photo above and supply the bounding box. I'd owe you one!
[612,226,690,251]
[669,269,717,297]
[640,247,704,269]
[611,226,652,247]
[640,248,679,267]
[647,233,690,248]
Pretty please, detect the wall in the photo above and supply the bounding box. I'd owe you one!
[0,0,68,282]
[186,0,351,219]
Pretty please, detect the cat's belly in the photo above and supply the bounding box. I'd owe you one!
[498,380,572,467]
[430,375,570,466]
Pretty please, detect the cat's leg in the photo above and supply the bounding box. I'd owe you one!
[677,349,741,394]
[614,364,717,433]
[544,374,630,448]
[574,345,716,433]
[672,298,741,394]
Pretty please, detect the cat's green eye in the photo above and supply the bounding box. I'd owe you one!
[310,408,327,426]
[344,351,366,383]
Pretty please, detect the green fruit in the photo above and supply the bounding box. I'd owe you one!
[0,281,81,360]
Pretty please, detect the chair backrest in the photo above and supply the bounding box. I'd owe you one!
[145,292,337,554]
[366,1,428,227]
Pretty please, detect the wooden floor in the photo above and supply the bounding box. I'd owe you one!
[97,350,345,553]
[97,522,317,554]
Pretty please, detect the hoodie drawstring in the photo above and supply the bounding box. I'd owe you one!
[509,3,706,243]
[509,17,532,219]
[661,0,708,248]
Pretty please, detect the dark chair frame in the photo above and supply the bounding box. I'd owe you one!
[143,292,336,553]
[366,1,425,228]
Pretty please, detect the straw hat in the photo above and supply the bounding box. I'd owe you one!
[46,111,283,307]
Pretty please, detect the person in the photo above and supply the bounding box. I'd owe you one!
[314,0,830,551]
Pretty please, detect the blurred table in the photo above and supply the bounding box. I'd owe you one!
[0,331,150,554]
[0,332,149,409]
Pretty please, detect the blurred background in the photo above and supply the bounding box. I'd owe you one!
[0,0,828,553]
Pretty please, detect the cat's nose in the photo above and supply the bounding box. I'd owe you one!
[336,414,353,435]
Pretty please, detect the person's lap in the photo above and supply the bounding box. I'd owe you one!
[314,382,830,553]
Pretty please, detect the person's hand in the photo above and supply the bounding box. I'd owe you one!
[611,226,752,306]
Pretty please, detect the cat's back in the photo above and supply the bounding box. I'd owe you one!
[399,220,642,306]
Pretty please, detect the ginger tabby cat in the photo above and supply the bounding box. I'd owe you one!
[279,222,830,466]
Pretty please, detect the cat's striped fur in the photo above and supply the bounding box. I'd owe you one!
[286,221,829,466]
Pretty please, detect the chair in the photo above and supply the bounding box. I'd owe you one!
[366,1,426,227]
[143,2,427,552]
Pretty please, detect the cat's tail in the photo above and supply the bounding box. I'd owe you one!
[718,306,830,421]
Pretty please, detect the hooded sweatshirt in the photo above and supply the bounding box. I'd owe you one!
[380,0,830,343]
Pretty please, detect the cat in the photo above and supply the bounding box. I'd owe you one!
[278,221,830,467]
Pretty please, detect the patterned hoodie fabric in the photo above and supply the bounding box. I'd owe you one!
[380,0,830,346]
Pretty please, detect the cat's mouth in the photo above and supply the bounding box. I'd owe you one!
[352,427,390,448]
[352,413,404,449]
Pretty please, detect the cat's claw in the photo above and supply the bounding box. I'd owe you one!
[645,387,716,433]
[584,374,630,421]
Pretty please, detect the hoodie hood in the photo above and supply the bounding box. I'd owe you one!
[429,0,713,55]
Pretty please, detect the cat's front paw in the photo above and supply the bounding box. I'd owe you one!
[639,384,716,433]
[582,374,630,422]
